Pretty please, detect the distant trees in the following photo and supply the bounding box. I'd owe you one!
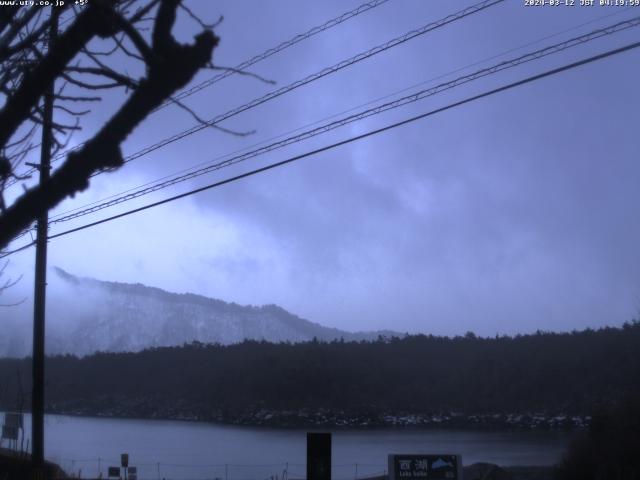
[0,323,639,420]
[555,395,640,480]
[0,0,220,250]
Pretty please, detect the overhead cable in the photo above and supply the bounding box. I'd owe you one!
[44,16,640,227]
[44,7,638,223]
[4,38,638,258]
[4,0,392,185]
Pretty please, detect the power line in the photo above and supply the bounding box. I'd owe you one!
[45,41,640,238]
[3,38,637,258]
[160,0,392,107]
[6,0,504,188]
[102,0,504,169]
[43,7,638,224]
[10,3,631,171]
[42,15,640,227]
[4,0,391,186]
[9,13,640,244]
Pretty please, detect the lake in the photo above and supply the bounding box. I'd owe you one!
[3,413,572,479]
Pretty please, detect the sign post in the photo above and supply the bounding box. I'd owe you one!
[307,432,332,480]
[2,412,23,450]
[2,426,18,441]
[121,453,129,480]
[5,413,23,429]
[388,454,462,480]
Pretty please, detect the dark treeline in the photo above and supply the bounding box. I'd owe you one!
[555,395,640,480]
[0,322,639,425]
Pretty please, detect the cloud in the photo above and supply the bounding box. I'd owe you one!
[4,1,639,337]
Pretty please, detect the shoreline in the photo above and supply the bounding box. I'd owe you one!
[4,407,589,432]
[1,449,557,480]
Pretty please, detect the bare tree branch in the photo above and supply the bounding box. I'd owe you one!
[168,95,255,137]
[0,7,41,61]
[0,260,25,306]
[0,4,106,148]
[0,0,220,249]
[64,66,138,89]
[179,4,223,30]
[210,64,275,85]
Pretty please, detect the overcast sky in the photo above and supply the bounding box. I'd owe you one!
[3,0,640,336]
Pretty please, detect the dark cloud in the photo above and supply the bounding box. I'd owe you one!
[4,0,639,336]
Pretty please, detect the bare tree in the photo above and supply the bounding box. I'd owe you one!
[0,0,221,250]
[0,260,24,306]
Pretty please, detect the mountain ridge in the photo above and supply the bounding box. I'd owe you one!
[1,267,399,357]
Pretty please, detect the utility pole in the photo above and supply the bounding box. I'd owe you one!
[31,7,57,479]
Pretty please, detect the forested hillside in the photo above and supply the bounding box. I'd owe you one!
[0,268,394,357]
[1,322,638,428]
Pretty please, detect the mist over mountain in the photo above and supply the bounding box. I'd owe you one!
[0,267,396,357]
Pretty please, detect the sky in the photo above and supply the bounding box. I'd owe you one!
[2,0,640,336]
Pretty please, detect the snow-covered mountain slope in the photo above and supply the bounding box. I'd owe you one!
[1,268,395,357]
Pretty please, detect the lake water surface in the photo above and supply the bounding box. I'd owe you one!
[5,413,572,479]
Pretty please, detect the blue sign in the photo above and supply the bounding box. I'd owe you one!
[388,454,461,480]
